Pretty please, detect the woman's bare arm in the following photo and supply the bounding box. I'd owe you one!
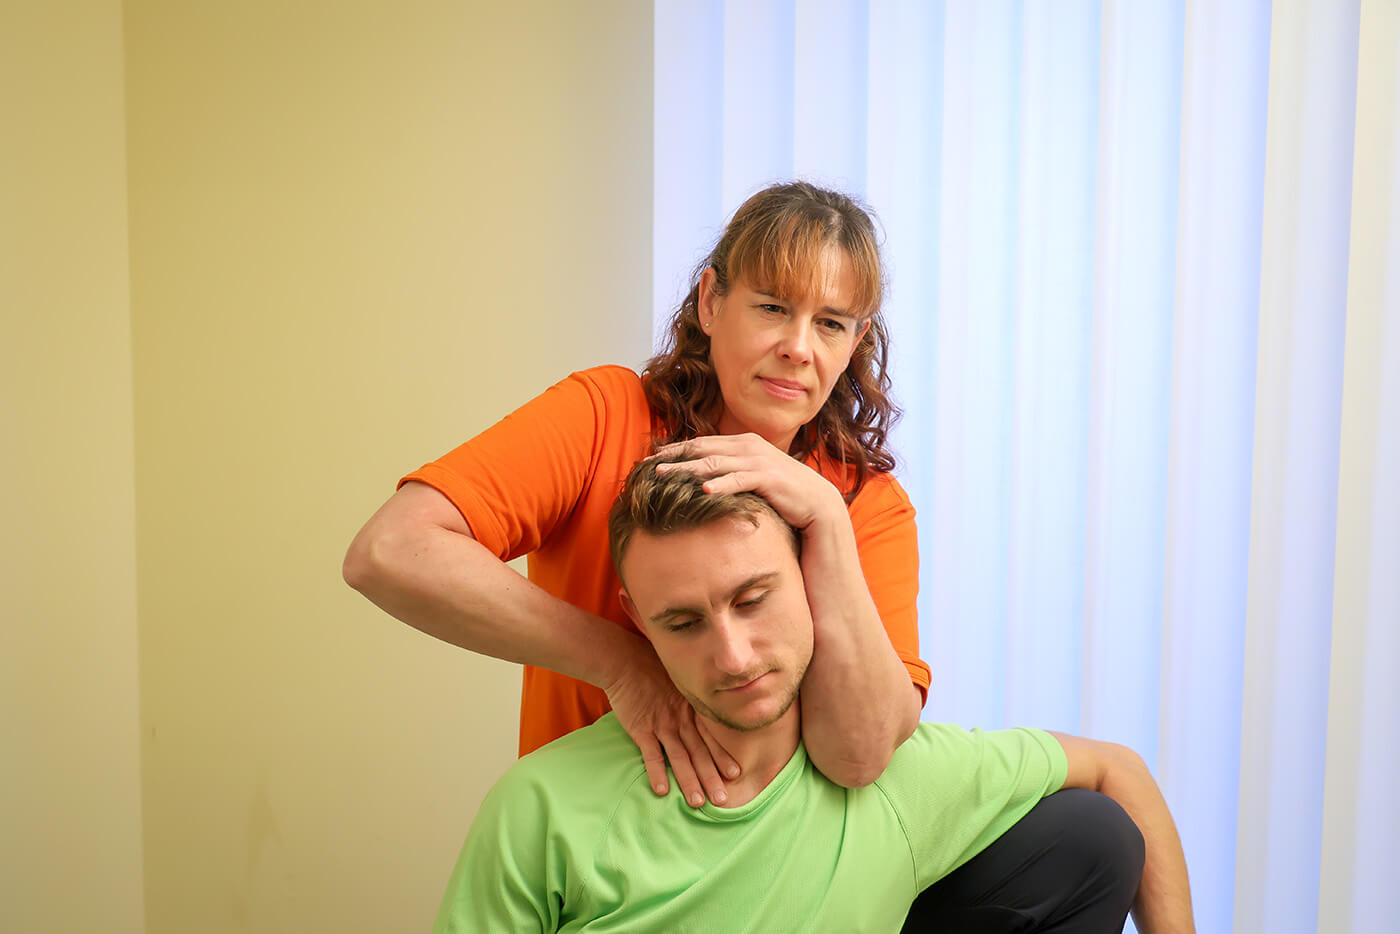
[654,435,921,787]
[344,481,737,805]
[795,506,922,786]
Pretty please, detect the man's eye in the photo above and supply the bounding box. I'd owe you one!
[736,594,766,610]
[668,619,697,633]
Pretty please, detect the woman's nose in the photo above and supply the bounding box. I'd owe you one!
[778,319,813,364]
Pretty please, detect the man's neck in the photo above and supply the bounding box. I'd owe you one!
[703,705,803,808]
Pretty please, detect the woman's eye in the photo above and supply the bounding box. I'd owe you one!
[759,303,786,315]
[819,318,848,334]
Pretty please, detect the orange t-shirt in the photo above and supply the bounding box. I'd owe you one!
[401,365,929,756]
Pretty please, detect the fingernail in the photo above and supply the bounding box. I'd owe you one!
[712,789,727,804]
[726,765,740,779]
[654,784,667,795]
[689,793,703,807]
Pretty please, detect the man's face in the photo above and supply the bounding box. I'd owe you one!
[618,513,813,732]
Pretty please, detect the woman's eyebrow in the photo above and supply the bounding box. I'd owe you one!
[751,287,852,318]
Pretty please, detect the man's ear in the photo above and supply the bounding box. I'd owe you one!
[618,586,643,628]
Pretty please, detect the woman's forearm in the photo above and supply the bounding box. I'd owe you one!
[343,484,638,691]
[796,517,921,787]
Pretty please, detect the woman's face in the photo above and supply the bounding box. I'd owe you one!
[698,246,870,451]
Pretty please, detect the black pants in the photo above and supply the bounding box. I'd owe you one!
[901,790,1145,933]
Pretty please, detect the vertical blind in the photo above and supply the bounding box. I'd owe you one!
[653,1,1399,931]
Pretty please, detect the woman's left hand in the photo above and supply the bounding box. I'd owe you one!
[651,434,845,532]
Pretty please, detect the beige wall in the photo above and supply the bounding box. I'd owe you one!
[125,1,652,931]
[0,3,146,933]
[6,1,651,931]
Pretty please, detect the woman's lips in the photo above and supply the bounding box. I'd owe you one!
[759,377,806,400]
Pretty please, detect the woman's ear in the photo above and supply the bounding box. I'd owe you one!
[697,267,720,332]
[844,318,873,364]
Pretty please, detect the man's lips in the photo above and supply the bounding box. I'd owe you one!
[718,671,771,693]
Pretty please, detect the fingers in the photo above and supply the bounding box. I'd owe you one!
[654,453,750,482]
[678,712,730,805]
[652,433,774,461]
[658,731,708,807]
[659,714,728,807]
[696,717,742,781]
[694,469,762,497]
[636,734,670,797]
[607,651,733,807]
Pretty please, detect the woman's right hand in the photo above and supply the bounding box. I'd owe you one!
[650,433,848,533]
[604,637,740,807]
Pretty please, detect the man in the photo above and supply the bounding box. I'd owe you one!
[434,457,1194,932]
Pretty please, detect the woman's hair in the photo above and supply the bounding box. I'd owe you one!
[642,180,900,499]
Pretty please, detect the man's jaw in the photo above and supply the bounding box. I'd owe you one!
[695,674,801,736]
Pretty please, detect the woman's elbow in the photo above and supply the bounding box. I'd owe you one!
[342,520,403,597]
[345,483,473,598]
[824,760,886,789]
[816,746,895,789]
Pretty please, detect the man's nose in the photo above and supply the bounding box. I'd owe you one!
[712,619,756,676]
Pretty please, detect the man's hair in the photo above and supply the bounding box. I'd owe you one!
[608,451,800,582]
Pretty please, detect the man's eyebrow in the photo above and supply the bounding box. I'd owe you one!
[647,571,781,625]
[729,571,780,597]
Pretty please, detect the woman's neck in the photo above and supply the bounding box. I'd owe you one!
[713,407,798,454]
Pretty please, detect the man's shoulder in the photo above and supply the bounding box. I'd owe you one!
[877,723,1065,791]
[498,713,648,803]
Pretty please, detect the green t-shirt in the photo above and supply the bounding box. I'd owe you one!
[434,714,1068,933]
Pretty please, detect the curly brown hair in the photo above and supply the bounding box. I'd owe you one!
[642,181,900,499]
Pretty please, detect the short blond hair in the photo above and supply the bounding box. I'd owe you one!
[608,451,800,581]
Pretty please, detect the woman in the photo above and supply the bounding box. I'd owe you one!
[345,181,1140,928]
[345,181,924,806]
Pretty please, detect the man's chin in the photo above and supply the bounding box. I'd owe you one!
[702,689,799,733]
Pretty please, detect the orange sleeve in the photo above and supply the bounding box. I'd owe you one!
[398,370,609,561]
[849,474,930,706]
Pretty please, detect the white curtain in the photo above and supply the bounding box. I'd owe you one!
[653,1,1399,931]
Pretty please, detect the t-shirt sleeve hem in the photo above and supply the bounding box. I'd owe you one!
[1026,727,1070,792]
[399,462,511,558]
[900,654,932,706]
